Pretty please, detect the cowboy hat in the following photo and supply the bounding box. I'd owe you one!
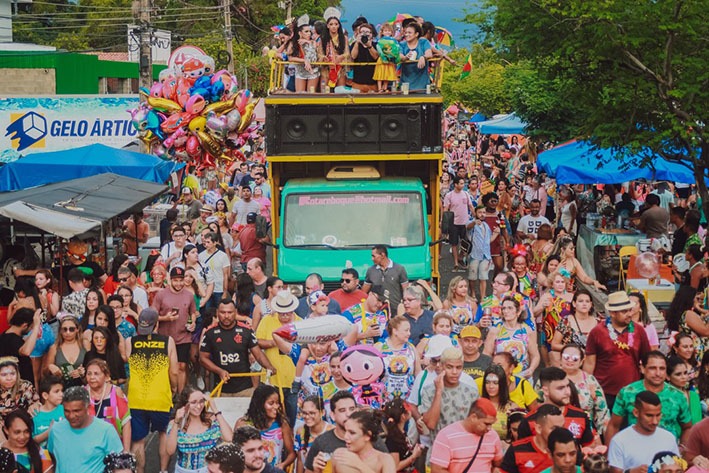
[272,290,299,313]
[604,291,636,313]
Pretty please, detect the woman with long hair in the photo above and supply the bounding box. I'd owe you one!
[397,22,432,92]
[554,237,607,291]
[495,179,513,219]
[551,289,600,354]
[557,187,578,235]
[84,359,131,451]
[536,255,560,293]
[319,9,349,88]
[235,384,295,470]
[480,364,520,441]
[288,21,320,93]
[666,355,702,424]
[294,396,332,473]
[375,316,420,401]
[332,409,396,473]
[82,305,127,362]
[0,358,39,431]
[115,286,140,327]
[628,292,659,350]
[215,213,233,260]
[559,344,610,436]
[534,270,573,366]
[167,386,232,473]
[670,332,699,382]
[251,277,284,329]
[529,224,554,274]
[484,296,540,380]
[83,327,126,386]
[668,286,709,365]
[383,398,422,473]
[45,316,86,387]
[1,409,52,472]
[442,275,478,332]
[81,288,105,333]
[8,279,41,320]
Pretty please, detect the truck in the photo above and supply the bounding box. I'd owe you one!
[264,82,445,288]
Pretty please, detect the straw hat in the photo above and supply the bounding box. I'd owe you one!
[272,290,299,313]
[604,291,636,313]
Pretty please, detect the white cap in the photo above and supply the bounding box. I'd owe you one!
[425,334,454,358]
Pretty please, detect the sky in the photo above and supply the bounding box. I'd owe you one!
[340,0,477,47]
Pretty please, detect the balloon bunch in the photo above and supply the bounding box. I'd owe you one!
[128,47,257,170]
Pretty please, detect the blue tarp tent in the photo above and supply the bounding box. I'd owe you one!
[538,140,698,184]
[468,112,487,123]
[476,113,527,134]
[0,144,185,192]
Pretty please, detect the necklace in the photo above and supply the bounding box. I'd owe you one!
[90,383,108,416]
[606,318,634,350]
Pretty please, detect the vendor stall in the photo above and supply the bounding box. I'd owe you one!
[577,224,646,281]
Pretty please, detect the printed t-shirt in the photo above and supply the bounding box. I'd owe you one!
[612,381,691,439]
[201,323,258,393]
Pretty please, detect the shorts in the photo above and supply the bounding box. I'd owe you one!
[677,187,690,199]
[448,224,468,245]
[468,259,491,281]
[131,409,170,441]
[176,343,191,363]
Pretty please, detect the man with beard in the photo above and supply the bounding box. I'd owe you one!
[328,268,368,312]
[200,299,275,396]
[543,428,583,473]
[584,291,651,411]
[606,351,691,444]
[516,367,595,447]
[501,404,566,473]
[516,199,550,241]
[233,425,285,473]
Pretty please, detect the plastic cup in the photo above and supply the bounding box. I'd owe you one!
[401,82,410,95]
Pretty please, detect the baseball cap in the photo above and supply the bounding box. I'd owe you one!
[246,212,258,224]
[308,290,329,306]
[137,308,159,335]
[170,266,186,279]
[181,187,193,195]
[459,325,482,339]
[369,286,386,301]
[425,334,454,358]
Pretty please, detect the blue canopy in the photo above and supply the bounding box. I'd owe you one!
[476,113,527,134]
[468,112,487,123]
[537,140,698,184]
[0,143,185,192]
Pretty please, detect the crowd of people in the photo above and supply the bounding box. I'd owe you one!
[2,12,709,473]
[266,9,454,93]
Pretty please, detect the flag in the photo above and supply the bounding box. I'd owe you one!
[460,54,473,80]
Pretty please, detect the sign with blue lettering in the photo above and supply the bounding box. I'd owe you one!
[1,96,140,153]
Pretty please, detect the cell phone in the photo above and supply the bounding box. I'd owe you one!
[172,307,179,313]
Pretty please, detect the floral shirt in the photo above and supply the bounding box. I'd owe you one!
[572,372,610,435]
[169,420,222,470]
[0,380,39,424]
[612,381,691,439]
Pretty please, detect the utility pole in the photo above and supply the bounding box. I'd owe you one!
[138,0,152,93]
[222,0,234,73]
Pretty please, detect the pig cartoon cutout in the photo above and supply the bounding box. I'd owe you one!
[340,345,385,409]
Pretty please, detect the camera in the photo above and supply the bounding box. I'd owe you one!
[361,35,369,44]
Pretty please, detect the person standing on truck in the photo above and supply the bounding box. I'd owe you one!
[444,176,476,272]
[362,245,409,310]
[328,268,368,312]
[294,273,342,319]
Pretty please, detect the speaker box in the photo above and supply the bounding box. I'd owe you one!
[266,102,441,155]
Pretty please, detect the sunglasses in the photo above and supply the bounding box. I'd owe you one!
[340,278,353,283]
[62,326,77,333]
[562,353,581,362]
[118,277,129,282]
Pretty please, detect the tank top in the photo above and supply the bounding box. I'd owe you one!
[55,344,87,387]
[495,325,530,370]
[128,334,173,412]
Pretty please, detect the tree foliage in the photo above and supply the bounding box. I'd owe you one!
[464,0,709,216]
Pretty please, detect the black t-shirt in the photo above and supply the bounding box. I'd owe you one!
[352,41,377,85]
[200,323,257,393]
[0,332,34,385]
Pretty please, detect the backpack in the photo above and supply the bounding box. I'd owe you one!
[255,215,269,239]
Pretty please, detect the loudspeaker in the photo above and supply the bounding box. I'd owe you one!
[266,102,441,155]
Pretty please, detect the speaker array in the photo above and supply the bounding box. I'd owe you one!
[266,103,442,155]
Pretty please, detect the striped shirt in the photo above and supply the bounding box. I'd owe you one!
[430,421,503,473]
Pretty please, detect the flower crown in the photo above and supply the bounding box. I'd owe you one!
[649,455,687,473]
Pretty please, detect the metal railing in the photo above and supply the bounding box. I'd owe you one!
[267,57,446,94]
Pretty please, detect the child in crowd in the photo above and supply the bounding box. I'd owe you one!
[373,23,398,92]
[32,375,64,447]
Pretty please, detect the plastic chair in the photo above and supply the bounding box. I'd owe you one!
[619,245,639,290]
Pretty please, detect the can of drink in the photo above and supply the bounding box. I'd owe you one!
[426,84,431,94]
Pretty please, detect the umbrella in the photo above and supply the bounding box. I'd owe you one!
[388,13,413,23]
[435,26,454,48]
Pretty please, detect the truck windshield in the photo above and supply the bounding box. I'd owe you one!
[284,192,425,248]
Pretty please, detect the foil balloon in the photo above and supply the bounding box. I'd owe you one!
[145,95,182,113]
[237,101,256,133]
[149,82,163,98]
[188,116,207,133]
[205,113,230,140]
[185,94,206,115]
[225,109,241,131]
[634,252,660,279]
[197,129,223,157]
[160,111,191,134]
[186,135,201,158]
[202,97,237,116]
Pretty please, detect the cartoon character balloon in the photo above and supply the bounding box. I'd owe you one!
[129,45,257,171]
[340,345,385,409]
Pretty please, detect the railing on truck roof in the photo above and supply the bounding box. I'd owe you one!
[267,58,446,94]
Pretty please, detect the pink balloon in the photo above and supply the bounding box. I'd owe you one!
[634,252,660,279]
[186,135,201,157]
[185,94,206,115]
[176,78,192,108]
[150,82,163,98]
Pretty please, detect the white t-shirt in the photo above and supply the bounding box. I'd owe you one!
[160,242,185,270]
[132,285,149,309]
[608,426,678,470]
[198,249,231,293]
[516,215,550,238]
